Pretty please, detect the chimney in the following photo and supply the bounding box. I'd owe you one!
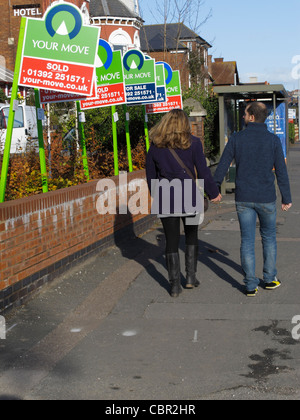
[214,58,224,63]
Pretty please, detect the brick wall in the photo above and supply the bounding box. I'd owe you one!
[0,170,155,313]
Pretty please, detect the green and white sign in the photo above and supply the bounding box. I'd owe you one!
[81,39,126,109]
[123,50,156,104]
[146,63,183,114]
[18,1,100,95]
[145,62,167,104]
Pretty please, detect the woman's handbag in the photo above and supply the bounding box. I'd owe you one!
[168,148,209,212]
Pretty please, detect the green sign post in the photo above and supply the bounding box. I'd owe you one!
[111,105,119,177]
[34,88,48,193]
[142,106,150,152]
[76,102,90,181]
[124,105,133,173]
[0,18,26,203]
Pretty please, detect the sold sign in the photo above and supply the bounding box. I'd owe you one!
[18,2,100,96]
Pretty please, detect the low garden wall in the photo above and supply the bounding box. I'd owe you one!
[0,170,154,313]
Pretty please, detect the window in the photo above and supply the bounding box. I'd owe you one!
[1,106,24,129]
[113,45,126,54]
[109,29,133,53]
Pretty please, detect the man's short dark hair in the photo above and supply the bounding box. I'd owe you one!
[246,102,269,123]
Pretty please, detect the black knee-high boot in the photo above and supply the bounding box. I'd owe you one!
[185,245,200,289]
[166,253,182,298]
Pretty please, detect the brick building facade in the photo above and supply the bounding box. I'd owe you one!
[89,0,142,50]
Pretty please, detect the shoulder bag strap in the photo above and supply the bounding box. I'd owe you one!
[168,148,196,182]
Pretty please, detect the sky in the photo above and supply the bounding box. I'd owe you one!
[139,0,300,92]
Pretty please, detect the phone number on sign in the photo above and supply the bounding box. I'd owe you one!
[26,69,86,84]
[20,57,93,94]
[100,91,123,99]
[22,71,88,92]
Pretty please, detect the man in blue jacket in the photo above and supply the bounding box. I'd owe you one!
[214,102,292,296]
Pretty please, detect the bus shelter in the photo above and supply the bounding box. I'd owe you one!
[213,84,289,194]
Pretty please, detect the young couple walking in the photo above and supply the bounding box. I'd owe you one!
[146,104,292,298]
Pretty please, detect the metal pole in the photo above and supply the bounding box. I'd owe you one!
[218,94,226,196]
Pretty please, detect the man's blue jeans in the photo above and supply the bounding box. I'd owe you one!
[236,202,277,291]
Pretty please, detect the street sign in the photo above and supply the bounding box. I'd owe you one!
[123,50,156,105]
[80,39,126,110]
[18,2,100,96]
[146,63,182,114]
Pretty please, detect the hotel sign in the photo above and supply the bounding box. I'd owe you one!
[13,4,42,17]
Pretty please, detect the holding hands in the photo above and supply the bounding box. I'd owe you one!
[282,203,292,212]
[211,193,222,203]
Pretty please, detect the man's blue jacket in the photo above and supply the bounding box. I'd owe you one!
[213,122,292,204]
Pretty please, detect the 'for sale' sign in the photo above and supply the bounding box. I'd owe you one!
[18,2,100,96]
[123,50,156,105]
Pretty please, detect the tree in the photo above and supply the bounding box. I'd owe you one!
[142,0,212,86]
[147,0,212,32]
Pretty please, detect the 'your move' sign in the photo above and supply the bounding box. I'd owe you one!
[18,2,100,96]
[123,50,157,105]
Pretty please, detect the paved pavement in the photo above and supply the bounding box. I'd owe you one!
[1,144,300,401]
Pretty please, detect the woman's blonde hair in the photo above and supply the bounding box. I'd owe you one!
[149,109,191,150]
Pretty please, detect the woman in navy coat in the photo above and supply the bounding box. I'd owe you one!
[146,109,222,297]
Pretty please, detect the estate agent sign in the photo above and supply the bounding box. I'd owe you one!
[80,39,126,110]
[123,50,156,105]
[18,2,100,96]
[146,62,182,114]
